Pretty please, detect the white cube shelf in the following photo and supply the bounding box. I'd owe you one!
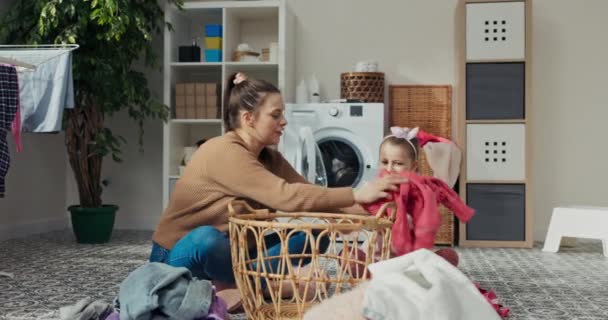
[162,0,294,208]
[466,2,525,61]
[466,124,525,181]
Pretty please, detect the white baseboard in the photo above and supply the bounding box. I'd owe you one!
[0,215,158,241]
[0,218,70,241]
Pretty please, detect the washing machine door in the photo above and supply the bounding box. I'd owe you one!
[283,126,328,187]
[317,135,366,188]
[297,127,328,187]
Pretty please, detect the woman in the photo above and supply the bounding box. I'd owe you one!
[150,72,405,291]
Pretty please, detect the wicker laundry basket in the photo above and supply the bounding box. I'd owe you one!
[228,200,395,320]
[340,72,385,103]
[389,85,455,245]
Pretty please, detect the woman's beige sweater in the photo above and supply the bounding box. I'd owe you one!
[152,131,355,249]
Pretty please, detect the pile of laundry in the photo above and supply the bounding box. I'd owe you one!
[59,263,227,320]
[304,249,510,320]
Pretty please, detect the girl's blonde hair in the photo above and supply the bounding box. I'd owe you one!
[380,136,419,162]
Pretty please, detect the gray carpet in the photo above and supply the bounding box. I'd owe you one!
[1,230,607,319]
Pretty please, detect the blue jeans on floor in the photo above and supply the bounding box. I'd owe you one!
[149,226,329,284]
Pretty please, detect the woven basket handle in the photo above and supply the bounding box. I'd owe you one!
[227,200,257,217]
[375,202,397,222]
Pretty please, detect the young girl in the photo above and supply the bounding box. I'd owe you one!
[337,130,510,318]
[362,127,473,264]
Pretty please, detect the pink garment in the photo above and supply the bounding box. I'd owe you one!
[104,311,120,320]
[363,170,474,256]
[416,130,444,148]
[196,287,228,320]
[10,73,22,152]
[474,282,511,318]
[11,101,21,152]
[202,295,228,320]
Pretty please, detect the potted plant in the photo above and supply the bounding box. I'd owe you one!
[0,0,182,243]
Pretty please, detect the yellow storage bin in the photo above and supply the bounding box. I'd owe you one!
[205,37,222,49]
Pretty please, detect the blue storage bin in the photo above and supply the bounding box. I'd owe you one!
[205,49,222,62]
[205,24,223,37]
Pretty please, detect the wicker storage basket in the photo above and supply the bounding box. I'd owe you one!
[228,200,395,320]
[389,85,455,245]
[340,72,385,103]
[233,50,260,62]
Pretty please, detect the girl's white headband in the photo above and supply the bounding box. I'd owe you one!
[383,126,419,158]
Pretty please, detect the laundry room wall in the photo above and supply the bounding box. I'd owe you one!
[289,0,460,106]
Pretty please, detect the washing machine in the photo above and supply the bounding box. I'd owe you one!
[279,103,385,188]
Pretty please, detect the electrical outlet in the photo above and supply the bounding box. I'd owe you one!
[467,124,525,181]
[466,2,525,60]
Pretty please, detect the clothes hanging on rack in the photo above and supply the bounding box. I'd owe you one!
[0,65,20,198]
[11,99,21,152]
[18,52,74,132]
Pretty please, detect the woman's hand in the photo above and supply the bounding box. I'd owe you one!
[353,175,408,204]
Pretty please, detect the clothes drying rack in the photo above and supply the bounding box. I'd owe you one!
[0,44,80,278]
[0,44,79,71]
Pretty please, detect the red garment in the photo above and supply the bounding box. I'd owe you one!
[11,97,21,152]
[474,282,511,318]
[416,130,442,148]
[363,170,474,256]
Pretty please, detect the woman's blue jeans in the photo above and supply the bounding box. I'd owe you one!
[149,225,329,284]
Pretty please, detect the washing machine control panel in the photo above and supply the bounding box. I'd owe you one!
[328,105,364,117]
[349,105,363,117]
[328,107,340,117]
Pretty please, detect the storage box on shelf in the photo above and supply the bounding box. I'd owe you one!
[174,82,220,119]
[178,44,201,62]
[204,23,223,62]
[204,37,223,50]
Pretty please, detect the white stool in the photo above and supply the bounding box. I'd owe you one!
[543,206,608,257]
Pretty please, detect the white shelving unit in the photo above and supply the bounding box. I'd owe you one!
[162,0,294,208]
